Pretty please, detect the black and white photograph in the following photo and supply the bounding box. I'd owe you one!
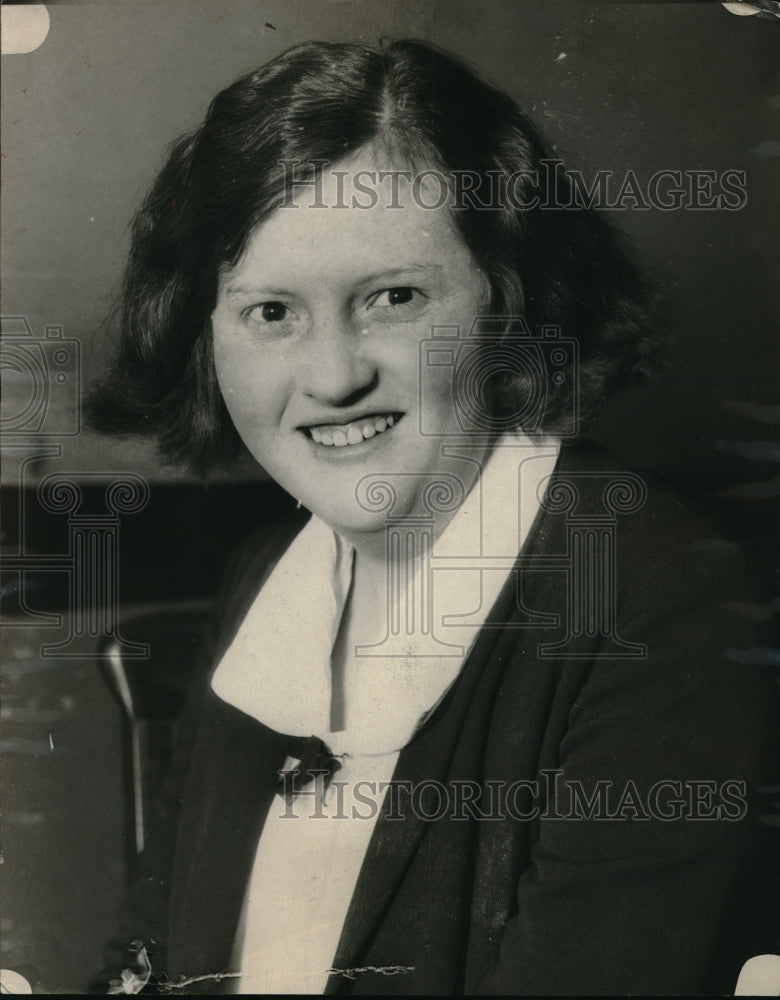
[1,1,779,995]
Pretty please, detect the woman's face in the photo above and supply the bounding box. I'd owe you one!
[211,149,491,539]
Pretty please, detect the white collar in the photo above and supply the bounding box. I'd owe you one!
[211,433,560,755]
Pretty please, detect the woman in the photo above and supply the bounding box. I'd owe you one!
[90,40,775,994]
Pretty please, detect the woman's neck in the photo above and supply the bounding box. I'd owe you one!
[334,440,494,642]
[336,438,495,570]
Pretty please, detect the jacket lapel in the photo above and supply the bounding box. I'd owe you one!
[166,699,288,988]
[326,573,520,990]
[325,456,576,989]
[165,513,314,988]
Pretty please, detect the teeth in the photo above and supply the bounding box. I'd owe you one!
[307,414,399,447]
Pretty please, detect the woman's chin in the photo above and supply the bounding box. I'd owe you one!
[303,502,400,539]
[299,485,427,542]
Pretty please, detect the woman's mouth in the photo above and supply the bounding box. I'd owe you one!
[304,412,403,447]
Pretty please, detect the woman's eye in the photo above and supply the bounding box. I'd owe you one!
[246,301,288,323]
[369,287,418,308]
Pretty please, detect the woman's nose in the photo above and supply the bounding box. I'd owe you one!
[298,316,377,406]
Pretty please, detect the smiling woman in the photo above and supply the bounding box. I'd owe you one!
[210,149,492,537]
[87,39,776,997]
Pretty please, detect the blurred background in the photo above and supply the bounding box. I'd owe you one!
[1,0,779,992]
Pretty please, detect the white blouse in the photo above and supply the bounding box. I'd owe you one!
[211,433,560,993]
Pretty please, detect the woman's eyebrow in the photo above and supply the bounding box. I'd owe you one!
[356,263,444,283]
[224,283,295,298]
[224,263,444,299]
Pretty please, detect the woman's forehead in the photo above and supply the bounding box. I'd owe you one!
[222,152,474,290]
[276,145,452,214]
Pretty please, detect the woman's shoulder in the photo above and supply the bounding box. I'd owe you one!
[223,506,310,587]
[554,438,751,590]
[552,440,775,758]
[211,506,311,655]
[557,438,719,535]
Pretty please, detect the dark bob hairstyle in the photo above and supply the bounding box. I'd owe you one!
[88,38,662,473]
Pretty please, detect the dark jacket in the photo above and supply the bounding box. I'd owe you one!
[103,441,778,995]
